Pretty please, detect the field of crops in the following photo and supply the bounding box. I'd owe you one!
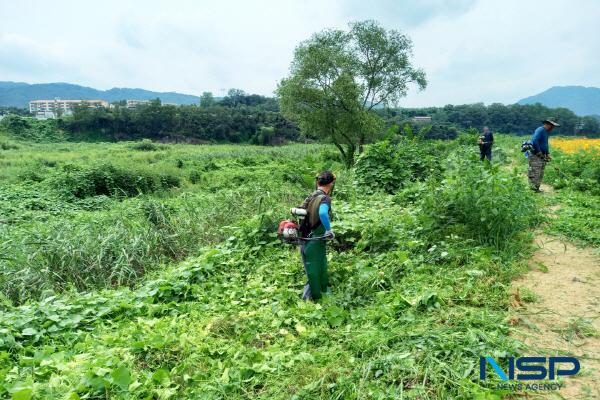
[550,137,600,154]
[0,131,598,399]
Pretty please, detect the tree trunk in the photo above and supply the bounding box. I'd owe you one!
[343,143,355,168]
[332,137,356,169]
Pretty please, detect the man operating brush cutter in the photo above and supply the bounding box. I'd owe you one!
[478,126,494,162]
[278,171,335,301]
[528,118,560,192]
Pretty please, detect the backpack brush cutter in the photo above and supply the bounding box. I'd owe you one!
[278,207,330,245]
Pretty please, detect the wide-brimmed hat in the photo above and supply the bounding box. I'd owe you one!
[542,118,560,127]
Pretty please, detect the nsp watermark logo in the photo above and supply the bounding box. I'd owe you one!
[479,356,580,391]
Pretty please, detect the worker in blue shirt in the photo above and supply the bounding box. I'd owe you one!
[298,171,335,301]
[528,118,560,192]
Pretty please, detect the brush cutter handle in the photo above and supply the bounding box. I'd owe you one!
[300,235,333,242]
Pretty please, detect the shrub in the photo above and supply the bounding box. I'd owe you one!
[334,198,417,253]
[455,130,479,146]
[129,139,159,151]
[188,169,203,184]
[200,159,219,172]
[420,158,541,249]
[319,148,342,163]
[0,114,30,135]
[354,139,440,194]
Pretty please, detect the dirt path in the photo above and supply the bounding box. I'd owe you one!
[511,184,600,399]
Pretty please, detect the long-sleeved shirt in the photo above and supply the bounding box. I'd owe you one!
[479,131,494,150]
[319,203,331,231]
[531,126,550,155]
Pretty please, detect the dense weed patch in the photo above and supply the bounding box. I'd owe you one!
[51,163,181,199]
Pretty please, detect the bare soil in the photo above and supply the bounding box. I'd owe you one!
[511,231,600,399]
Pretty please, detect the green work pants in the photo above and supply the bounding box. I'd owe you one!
[300,225,329,300]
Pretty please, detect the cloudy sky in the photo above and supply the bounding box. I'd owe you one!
[1,0,598,106]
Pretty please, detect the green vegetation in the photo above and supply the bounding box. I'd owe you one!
[0,106,30,116]
[547,190,600,247]
[2,12,597,398]
[0,128,557,399]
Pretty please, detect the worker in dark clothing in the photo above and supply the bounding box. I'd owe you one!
[528,118,560,192]
[478,126,494,161]
[299,171,335,301]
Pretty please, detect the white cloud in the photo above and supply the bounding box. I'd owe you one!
[0,0,598,105]
[404,0,600,106]
[0,33,79,81]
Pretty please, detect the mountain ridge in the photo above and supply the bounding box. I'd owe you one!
[517,85,600,116]
[0,81,201,108]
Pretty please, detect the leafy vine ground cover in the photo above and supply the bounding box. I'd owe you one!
[1,132,596,399]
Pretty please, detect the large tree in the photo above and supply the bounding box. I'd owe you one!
[277,20,427,167]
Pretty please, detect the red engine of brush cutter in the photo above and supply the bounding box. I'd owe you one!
[278,220,299,243]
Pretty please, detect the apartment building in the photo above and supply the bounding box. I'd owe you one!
[411,116,432,124]
[29,99,108,118]
[126,100,177,108]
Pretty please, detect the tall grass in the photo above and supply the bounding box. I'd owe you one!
[0,143,335,304]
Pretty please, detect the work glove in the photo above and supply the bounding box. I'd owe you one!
[324,230,335,240]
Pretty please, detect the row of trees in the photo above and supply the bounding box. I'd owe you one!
[381,103,600,137]
[4,96,598,146]
[64,94,297,144]
[0,106,30,116]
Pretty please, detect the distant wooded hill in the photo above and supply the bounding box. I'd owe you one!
[517,86,600,116]
[0,81,201,108]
